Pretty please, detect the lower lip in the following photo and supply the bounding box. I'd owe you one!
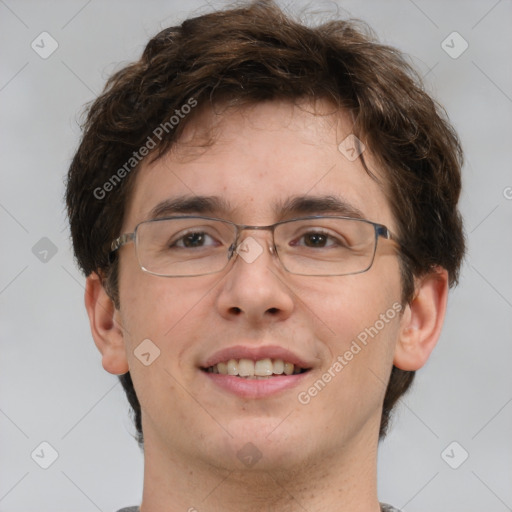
[201,371,310,399]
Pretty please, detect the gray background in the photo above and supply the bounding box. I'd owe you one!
[1,0,511,511]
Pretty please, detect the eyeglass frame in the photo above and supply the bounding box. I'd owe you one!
[109,215,400,277]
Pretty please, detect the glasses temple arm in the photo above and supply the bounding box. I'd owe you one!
[110,232,135,252]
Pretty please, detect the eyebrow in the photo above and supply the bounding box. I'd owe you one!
[147,194,366,221]
[148,195,232,219]
[276,195,366,220]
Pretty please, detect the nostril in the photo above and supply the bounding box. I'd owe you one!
[229,306,242,315]
[267,307,279,315]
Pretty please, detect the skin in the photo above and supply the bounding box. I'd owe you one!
[85,99,448,512]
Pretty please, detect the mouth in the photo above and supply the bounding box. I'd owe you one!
[201,358,311,379]
[199,345,313,398]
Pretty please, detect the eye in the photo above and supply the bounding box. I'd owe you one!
[293,230,345,249]
[171,231,219,249]
[301,232,331,248]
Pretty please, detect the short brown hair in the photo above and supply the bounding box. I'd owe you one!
[66,0,465,445]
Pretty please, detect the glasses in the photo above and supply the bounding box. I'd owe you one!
[110,215,398,277]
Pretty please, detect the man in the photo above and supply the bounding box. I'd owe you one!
[66,1,465,511]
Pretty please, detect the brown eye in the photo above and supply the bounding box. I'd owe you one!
[291,230,343,249]
[181,233,206,247]
[303,233,328,247]
[170,231,218,249]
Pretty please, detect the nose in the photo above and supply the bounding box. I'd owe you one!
[215,232,294,325]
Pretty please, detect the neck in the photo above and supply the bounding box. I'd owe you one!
[139,426,382,512]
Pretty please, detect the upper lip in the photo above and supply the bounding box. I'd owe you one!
[201,345,314,370]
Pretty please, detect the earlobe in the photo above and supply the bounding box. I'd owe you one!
[393,267,449,371]
[84,272,129,375]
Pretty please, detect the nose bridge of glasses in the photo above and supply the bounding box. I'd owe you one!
[234,224,276,256]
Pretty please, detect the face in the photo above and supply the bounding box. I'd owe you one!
[115,99,404,472]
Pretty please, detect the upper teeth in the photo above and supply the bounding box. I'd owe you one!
[207,358,302,376]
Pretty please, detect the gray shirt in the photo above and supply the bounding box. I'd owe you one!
[117,504,402,511]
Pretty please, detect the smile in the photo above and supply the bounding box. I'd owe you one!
[202,358,310,378]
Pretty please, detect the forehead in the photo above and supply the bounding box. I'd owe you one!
[122,99,395,231]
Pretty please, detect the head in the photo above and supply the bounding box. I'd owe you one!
[66,0,464,460]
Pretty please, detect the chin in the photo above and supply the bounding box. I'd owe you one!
[198,418,309,471]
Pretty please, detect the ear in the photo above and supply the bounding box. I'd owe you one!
[394,267,449,371]
[84,272,129,375]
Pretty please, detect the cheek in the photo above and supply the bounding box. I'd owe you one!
[118,266,223,380]
[120,275,195,343]
[116,272,205,414]
[294,260,402,346]
[294,266,402,401]
[294,275,402,434]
